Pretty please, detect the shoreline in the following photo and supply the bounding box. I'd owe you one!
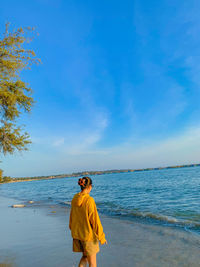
[2,162,200,184]
[1,182,199,236]
[1,195,200,267]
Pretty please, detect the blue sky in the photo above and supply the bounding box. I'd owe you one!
[1,0,200,177]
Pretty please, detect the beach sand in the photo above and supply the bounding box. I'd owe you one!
[0,196,200,267]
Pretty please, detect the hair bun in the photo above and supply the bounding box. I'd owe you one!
[78,178,85,187]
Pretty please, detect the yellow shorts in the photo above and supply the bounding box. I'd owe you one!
[73,239,100,256]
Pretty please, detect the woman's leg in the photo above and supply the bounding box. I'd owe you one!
[87,254,97,267]
[78,253,88,267]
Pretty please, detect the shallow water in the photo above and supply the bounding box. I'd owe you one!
[0,166,200,234]
[0,196,200,267]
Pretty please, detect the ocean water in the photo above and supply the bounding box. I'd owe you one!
[0,166,200,235]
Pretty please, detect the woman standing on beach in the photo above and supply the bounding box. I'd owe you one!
[69,176,107,267]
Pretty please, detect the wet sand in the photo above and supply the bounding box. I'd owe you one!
[0,196,200,267]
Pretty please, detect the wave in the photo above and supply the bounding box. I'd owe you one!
[59,201,71,207]
[126,211,200,228]
[56,200,200,232]
[96,203,200,230]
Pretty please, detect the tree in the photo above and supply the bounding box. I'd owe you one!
[0,23,40,155]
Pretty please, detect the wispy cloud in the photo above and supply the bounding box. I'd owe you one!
[31,110,109,155]
[53,138,65,147]
[102,125,200,169]
[65,112,109,155]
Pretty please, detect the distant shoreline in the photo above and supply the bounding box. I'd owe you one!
[2,162,200,184]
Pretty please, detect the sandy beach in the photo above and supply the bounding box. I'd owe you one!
[0,195,200,267]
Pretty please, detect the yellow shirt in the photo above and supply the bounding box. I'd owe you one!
[69,192,106,245]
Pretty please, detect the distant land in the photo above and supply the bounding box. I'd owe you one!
[3,163,200,184]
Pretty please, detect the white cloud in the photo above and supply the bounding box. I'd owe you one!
[104,125,200,169]
[2,124,200,177]
[53,138,65,147]
[65,112,109,155]
[66,124,200,169]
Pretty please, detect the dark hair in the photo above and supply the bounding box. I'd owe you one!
[78,176,92,191]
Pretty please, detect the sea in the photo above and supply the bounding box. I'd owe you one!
[0,166,200,235]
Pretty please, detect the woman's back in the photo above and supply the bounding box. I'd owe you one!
[70,192,96,241]
[69,177,107,267]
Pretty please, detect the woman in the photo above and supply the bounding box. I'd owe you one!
[69,176,107,267]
